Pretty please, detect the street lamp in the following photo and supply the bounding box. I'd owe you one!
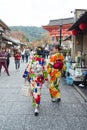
[59,19,63,46]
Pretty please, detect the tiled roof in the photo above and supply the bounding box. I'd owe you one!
[0,19,10,31]
[48,17,74,26]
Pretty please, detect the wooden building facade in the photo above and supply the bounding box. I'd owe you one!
[0,19,20,48]
[69,9,87,66]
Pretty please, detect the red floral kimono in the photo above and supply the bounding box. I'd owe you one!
[23,55,48,108]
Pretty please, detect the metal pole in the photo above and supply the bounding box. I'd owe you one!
[60,25,62,46]
[81,35,83,68]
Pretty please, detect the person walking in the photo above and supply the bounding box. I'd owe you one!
[25,49,29,63]
[0,47,10,76]
[47,44,65,102]
[21,48,25,63]
[14,49,21,70]
[65,52,72,77]
[5,48,11,69]
[23,47,48,116]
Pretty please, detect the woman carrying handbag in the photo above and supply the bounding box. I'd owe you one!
[23,47,48,116]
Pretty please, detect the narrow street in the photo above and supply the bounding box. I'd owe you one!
[0,57,87,130]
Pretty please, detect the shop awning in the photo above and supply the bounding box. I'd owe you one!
[68,11,87,31]
[2,35,20,46]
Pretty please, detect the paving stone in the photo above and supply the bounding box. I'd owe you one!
[66,116,87,130]
[9,102,33,115]
[59,103,87,116]
[24,115,68,130]
[81,102,87,111]
[0,88,20,94]
[2,115,25,130]
[1,93,30,102]
[79,116,87,130]
[0,115,6,129]
[0,102,13,114]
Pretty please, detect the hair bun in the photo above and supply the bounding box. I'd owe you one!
[55,44,62,50]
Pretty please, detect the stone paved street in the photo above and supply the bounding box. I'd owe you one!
[0,57,87,130]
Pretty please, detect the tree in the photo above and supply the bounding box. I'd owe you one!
[10,31,27,44]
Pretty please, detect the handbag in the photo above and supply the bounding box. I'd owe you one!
[21,81,31,96]
[53,60,63,69]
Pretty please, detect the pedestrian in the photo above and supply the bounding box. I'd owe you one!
[25,49,29,63]
[65,52,72,77]
[46,50,49,59]
[47,44,65,102]
[23,46,48,116]
[14,49,21,70]
[5,48,11,69]
[44,49,49,59]
[0,47,10,76]
[21,48,25,62]
[29,49,35,59]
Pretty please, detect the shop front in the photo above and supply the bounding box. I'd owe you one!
[68,10,87,84]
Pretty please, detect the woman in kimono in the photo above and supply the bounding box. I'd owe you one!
[47,44,65,102]
[23,47,48,116]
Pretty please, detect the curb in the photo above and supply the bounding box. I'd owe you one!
[73,84,87,102]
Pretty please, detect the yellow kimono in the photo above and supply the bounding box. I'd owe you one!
[47,52,65,100]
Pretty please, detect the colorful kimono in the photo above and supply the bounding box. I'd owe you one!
[23,55,48,108]
[47,52,65,99]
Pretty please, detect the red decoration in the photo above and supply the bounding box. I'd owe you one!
[72,30,78,35]
[37,75,44,83]
[35,95,40,104]
[35,57,40,61]
[79,23,87,30]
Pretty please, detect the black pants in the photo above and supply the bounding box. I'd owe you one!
[7,59,10,68]
[25,56,28,63]
[22,55,24,62]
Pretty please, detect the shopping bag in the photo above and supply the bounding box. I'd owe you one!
[21,83,31,97]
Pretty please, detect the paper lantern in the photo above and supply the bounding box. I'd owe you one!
[76,41,80,44]
[72,29,78,35]
[79,23,87,30]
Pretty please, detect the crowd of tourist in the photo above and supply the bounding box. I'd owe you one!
[0,45,50,74]
[1,44,87,117]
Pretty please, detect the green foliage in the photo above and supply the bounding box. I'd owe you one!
[10,26,47,42]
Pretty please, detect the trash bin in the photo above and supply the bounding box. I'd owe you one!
[66,76,73,85]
